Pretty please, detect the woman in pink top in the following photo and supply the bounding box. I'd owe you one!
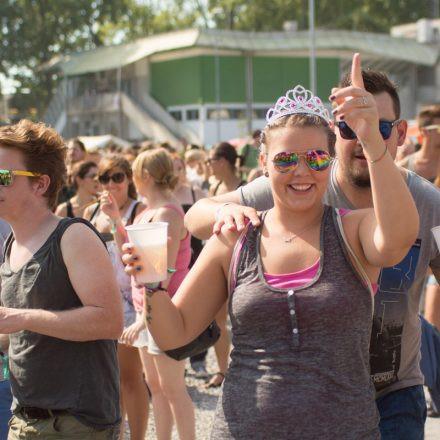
[120,148,195,440]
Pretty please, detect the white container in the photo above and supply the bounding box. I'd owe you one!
[431,225,440,251]
[125,222,168,283]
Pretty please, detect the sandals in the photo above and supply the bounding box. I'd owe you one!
[203,372,225,389]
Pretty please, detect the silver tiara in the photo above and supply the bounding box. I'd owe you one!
[266,85,331,125]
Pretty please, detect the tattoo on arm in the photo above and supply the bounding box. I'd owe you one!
[144,287,167,324]
[146,303,152,324]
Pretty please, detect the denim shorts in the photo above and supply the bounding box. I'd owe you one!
[376,385,427,440]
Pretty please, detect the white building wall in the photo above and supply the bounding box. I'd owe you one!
[168,103,268,147]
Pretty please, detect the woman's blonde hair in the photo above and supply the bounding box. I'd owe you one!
[132,148,179,190]
[184,149,205,163]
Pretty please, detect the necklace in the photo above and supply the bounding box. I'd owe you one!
[280,214,322,244]
[118,197,131,212]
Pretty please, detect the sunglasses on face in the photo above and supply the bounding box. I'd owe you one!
[0,169,41,187]
[271,150,332,173]
[336,119,401,140]
[98,172,126,185]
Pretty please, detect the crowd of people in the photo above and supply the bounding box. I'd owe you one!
[0,53,438,439]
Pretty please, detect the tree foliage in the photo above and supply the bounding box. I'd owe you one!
[206,0,434,32]
[0,0,138,118]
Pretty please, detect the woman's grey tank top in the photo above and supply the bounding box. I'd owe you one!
[0,218,120,429]
[211,206,379,439]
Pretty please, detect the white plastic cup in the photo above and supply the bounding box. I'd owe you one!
[432,226,440,251]
[125,222,168,283]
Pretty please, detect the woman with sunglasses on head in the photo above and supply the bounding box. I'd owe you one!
[55,161,100,218]
[205,142,246,388]
[122,148,195,440]
[83,155,147,440]
[122,54,419,439]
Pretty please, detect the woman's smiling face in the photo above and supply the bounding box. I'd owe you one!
[262,125,331,213]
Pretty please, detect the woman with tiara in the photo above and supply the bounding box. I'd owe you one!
[122,55,419,439]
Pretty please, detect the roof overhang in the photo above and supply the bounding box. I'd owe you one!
[49,28,439,77]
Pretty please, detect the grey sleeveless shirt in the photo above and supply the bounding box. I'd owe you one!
[0,218,120,429]
[211,206,379,439]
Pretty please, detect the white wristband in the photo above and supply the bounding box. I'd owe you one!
[215,202,232,222]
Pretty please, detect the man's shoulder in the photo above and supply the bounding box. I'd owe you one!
[405,172,440,232]
[238,143,250,154]
[60,218,100,240]
[239,176,274,211]
[407,170,439,201]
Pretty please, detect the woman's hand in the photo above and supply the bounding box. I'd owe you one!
[330,53,383,156]
[122,243,141,278]
[120,319,146,345]
[100,191,121,222]
[122,240,172,284]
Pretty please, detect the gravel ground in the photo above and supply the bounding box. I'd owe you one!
[123,349,440,440]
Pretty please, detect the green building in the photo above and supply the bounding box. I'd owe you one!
[46,28,437,147]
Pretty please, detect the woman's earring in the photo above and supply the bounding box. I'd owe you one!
[264,170,269,177]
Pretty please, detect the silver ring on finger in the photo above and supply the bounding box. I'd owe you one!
[361,96,368,106]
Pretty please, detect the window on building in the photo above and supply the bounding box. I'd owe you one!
[254,108,268,119]
[71,121,80,136]
[170,110,182,121]
[83,120,91,135]
[229,109,247,119]
[186,109,199,120]
[207,109,230,120]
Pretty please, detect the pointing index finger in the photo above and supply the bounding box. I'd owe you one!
[351,53,365,90]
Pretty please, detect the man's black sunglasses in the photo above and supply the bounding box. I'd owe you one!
[98,172,126,184]
[336,119,401,141]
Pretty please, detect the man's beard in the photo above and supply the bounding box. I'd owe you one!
[347,163,371,188]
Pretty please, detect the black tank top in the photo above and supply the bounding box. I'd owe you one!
[181,187,203,267]
[0,218,120,429]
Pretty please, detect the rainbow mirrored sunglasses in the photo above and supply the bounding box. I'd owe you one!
[271,150,332,173]
[0,169,41,186]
